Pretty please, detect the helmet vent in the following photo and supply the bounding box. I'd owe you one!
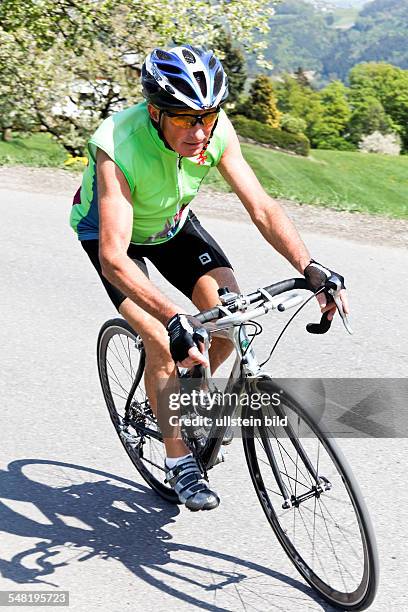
[213,68,223,96]
[155,49,172,61]
[165,84,175,94]
[157,63,182,75]
[167,76,196,99]
[209,55,216,69]
[194,71,207,97]
[191,46,204,56]
[182,49,196,64]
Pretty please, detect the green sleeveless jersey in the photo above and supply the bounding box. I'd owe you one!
[70,101,229,245]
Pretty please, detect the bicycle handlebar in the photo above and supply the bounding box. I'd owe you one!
[194,276,352,335]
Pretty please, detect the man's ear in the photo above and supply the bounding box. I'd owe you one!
[147,104,160,122]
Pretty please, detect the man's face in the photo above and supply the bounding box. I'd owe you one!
[148,104,218,157]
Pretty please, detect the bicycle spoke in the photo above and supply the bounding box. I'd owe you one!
[98,322,175,503]
[257,434,312,489]
[244,381,375,605]
[106,360,130,397]
[108,341,133,382]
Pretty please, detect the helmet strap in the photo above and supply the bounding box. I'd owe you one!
[150,110,174,151]
[198,115,219,158]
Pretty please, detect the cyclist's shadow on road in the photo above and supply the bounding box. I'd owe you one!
[0,459,335,611]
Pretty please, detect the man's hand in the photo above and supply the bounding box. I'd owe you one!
[166,314,209,368]
[304,260,350,321]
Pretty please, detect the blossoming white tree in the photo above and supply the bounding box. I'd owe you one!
[0,0,275,154]
[359,131,401,156]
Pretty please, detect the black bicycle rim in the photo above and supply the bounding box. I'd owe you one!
[97,318,178,503]
[242,379,378,610]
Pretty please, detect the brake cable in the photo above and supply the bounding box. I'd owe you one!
[259,287,326,369]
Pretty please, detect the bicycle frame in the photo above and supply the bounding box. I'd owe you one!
[192,320,272,468]
[195,315,331,504]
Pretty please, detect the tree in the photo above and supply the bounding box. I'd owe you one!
[0,0,275,153]
[359,131,401,156]
[348,96,395,144]
[275,74,325,145]
[0,0,275,57]
[0,29,37,140]
[348,62,408,149]
[214,31,247,105]
[294,66,311,89]
[312,81,352,149]
[244,75,282,127]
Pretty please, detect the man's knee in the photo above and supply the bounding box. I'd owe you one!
[119,298,175,372]
[211,336,233,354]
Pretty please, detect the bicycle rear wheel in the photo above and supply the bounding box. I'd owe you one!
[242,378,379,610]
[97,318,178,503]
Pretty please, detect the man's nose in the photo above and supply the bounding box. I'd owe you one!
[189,124,206,139]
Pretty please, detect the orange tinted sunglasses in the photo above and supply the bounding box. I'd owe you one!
[164,108,219,128]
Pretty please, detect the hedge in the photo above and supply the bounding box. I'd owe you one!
[231,115,310,157]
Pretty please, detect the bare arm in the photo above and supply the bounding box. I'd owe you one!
[97,148,180,324]
[217,118,311,274]
[217,119,349,317]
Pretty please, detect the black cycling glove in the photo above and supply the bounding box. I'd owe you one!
[304,259,346,293]
[166,314,204,363]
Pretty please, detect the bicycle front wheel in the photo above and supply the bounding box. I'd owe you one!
[242,378,379,610]
[97,318,178,503]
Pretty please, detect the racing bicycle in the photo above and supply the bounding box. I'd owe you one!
[97,276,379,610]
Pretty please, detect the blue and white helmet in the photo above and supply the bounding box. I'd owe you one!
[141,45,229,110]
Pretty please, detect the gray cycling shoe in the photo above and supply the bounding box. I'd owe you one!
[165,456,220,511]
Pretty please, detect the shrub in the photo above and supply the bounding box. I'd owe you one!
[231,115,310,156]
[358,131,401,155]
[280,113,307,135]
[316,136,357,151]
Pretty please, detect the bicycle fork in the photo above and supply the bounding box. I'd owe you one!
[260,404,332,510]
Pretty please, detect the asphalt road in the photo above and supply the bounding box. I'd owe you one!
[1,186,407,611]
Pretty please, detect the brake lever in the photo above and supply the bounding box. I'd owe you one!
[331,290,353,335]
[191,327,211,380]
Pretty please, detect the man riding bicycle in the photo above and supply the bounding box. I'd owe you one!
[70,45,349,511]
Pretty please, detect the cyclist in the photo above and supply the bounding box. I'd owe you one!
[70,45,349,511]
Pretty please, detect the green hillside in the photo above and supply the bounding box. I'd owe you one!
[260,0,408,83]
[1,133,407,218]
[0,133,66,166]
[326,0,408,80]
[205,144,408,218]
[249,0,336,77]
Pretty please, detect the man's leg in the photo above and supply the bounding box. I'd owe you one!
[81,239,219,509]
[118,297,190,459]
[120,297,220,511]
[191,267,240,373]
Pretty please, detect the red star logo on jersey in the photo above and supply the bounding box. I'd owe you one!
[197,150,208,165]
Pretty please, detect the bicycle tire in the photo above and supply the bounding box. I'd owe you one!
[97,318,178,503]
[242,377,379,610]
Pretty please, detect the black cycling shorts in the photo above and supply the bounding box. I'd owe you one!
[81,211,233,310]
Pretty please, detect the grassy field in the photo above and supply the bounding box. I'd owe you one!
[0,132,67,167]
[205,144,408,218]
[1,133,407,218]
[330,8,359,29]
